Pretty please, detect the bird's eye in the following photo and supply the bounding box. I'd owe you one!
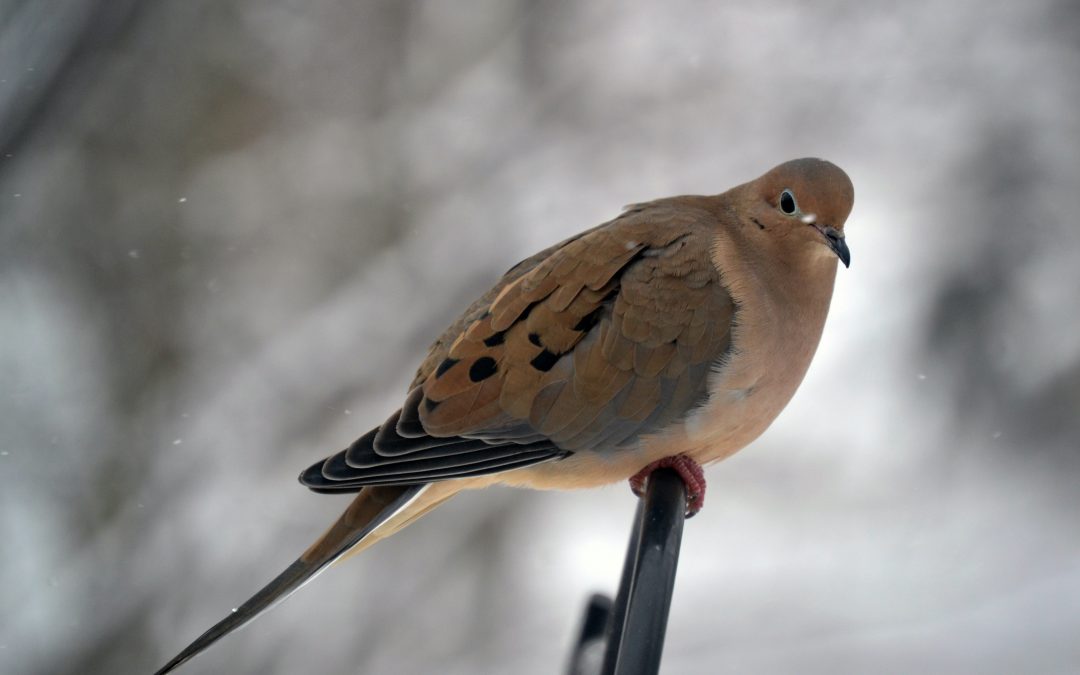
[779,189,797,215]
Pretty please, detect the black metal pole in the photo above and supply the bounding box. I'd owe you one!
[605,469,687,675]
[598,499,645,673]
[613,469,687,674]
[566,469,688,675]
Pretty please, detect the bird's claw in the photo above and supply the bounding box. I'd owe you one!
[628,454,706,518]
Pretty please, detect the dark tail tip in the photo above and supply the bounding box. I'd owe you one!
[153,558,316,674]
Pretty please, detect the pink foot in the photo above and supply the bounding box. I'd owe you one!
[629,455,706,517]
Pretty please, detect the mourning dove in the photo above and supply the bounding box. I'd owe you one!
[155,157,854,673]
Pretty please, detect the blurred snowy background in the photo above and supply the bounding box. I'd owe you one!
[2,1,1079,673]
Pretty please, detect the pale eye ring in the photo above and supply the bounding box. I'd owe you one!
[779,189,797,215]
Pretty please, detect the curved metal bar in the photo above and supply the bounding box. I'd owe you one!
[610,469,687,674]
[568,468,687,675]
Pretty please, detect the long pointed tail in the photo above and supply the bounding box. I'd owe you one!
[154,484,429,675]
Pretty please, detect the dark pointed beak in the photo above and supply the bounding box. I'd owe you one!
[820,225,850,268]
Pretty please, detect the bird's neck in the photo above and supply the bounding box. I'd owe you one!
[711,229,837,388]
[766,254,837,352]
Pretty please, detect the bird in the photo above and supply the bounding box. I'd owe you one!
[155,157,854,674]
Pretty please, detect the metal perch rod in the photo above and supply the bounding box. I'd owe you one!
[566,468,687,675]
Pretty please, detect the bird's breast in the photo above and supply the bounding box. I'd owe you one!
[641,275,830,468]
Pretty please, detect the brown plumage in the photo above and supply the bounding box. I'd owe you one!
[155,157,854,674]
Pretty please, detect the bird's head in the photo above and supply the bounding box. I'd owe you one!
[738,157,855,268]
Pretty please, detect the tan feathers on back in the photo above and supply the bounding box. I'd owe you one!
[416,199,735,452]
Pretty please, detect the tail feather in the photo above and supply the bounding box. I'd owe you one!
[154,484,429,675]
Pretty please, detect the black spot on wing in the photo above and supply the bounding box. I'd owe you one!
[517,299,542,323]
[435,358,459,378]
[530,348,562,372]
[469,357,498,382]
[573,305,605,332]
